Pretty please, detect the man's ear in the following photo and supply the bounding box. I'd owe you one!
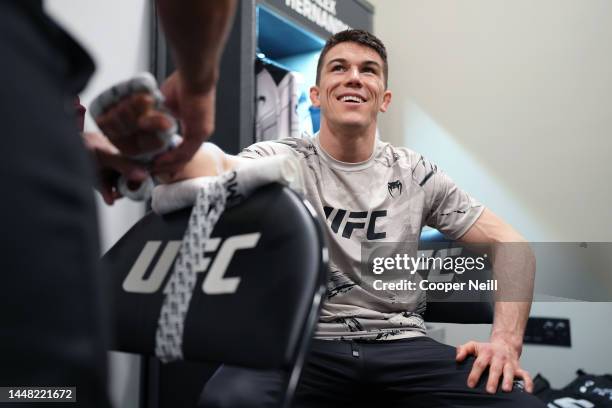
[379,90,392,113]
[310,85,321,107]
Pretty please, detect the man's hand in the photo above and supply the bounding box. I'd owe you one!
[153,0,236,173]
[456,338,534,394]
[82,131,149,205]
[95,92,173,158]
[153,71,217,174]
[92,73,217,181]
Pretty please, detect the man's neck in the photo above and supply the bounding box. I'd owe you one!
[318,121,377,163]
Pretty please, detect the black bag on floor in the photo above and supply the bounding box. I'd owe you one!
[562,370,612,407]
[534,371,612,408]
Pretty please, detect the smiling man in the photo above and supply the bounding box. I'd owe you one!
[204,29,541,408]
[98,29,543,408]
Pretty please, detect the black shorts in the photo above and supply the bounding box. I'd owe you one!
[200,336,545,408]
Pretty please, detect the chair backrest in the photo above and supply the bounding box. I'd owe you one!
[102,183,328,370]
[418,229,494,324]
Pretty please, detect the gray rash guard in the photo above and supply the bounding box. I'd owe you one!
[239,134,484,340]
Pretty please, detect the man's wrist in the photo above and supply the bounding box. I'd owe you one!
[490,331,523,355]
[179,67,219,95]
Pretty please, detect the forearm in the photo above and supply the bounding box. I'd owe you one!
[158,142,247,183]
[457,210,536,391]
[460,209,536,354]
[489,242,536,355]
[157,0,237,92]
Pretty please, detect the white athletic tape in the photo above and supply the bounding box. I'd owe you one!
[90,72,159,119]
[153,170,248,362]
[154,178,227,362]
[117,176,155,202]
[90,72,180,201]
[228,154,305,202]
[151,177,214,215]
[117,134,183,201]
[151,155,305,215]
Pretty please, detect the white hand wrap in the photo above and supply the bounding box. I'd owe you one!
[151,155,304,215]
[90,72,180,201]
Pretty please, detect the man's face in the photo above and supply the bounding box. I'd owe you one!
[311,42,391,131]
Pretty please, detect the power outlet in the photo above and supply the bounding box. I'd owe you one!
[524,317,571,347]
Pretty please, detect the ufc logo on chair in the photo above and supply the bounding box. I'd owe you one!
[122,233,261,295]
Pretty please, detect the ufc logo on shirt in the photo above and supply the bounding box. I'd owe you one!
[122,233,261,295]
[324,206,387,240]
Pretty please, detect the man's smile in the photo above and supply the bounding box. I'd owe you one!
[336,93,367,104]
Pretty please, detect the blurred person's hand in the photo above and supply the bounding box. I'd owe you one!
[93,71,217,177]
[82,131,148,205]
[95,92,174,158]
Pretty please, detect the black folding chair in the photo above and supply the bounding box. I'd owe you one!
[103,185,491,407]
[102,183,328,408]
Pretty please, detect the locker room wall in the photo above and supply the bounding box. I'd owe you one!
[370,0,612,387]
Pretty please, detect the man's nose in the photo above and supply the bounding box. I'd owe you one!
[345,66,362,86]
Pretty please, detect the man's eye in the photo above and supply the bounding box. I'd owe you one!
[362,67,375,74]
[332,65,345,72]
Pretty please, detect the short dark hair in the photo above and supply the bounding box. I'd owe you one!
[315,29,388,88]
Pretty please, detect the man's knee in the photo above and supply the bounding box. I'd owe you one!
[199,366,284,408]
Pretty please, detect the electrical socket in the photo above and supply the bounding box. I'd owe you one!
[524,317,571,347]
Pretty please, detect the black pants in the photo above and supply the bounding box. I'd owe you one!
[0,2,109,407]
[200,337,545,408]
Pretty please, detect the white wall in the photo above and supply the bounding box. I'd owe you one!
[371,0,612,242]
[370,0,612,387]
[45,0,149,252]
[45,1,151,406]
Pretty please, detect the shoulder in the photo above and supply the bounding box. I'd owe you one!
[239,135,315,159]
[376,141,437,186]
